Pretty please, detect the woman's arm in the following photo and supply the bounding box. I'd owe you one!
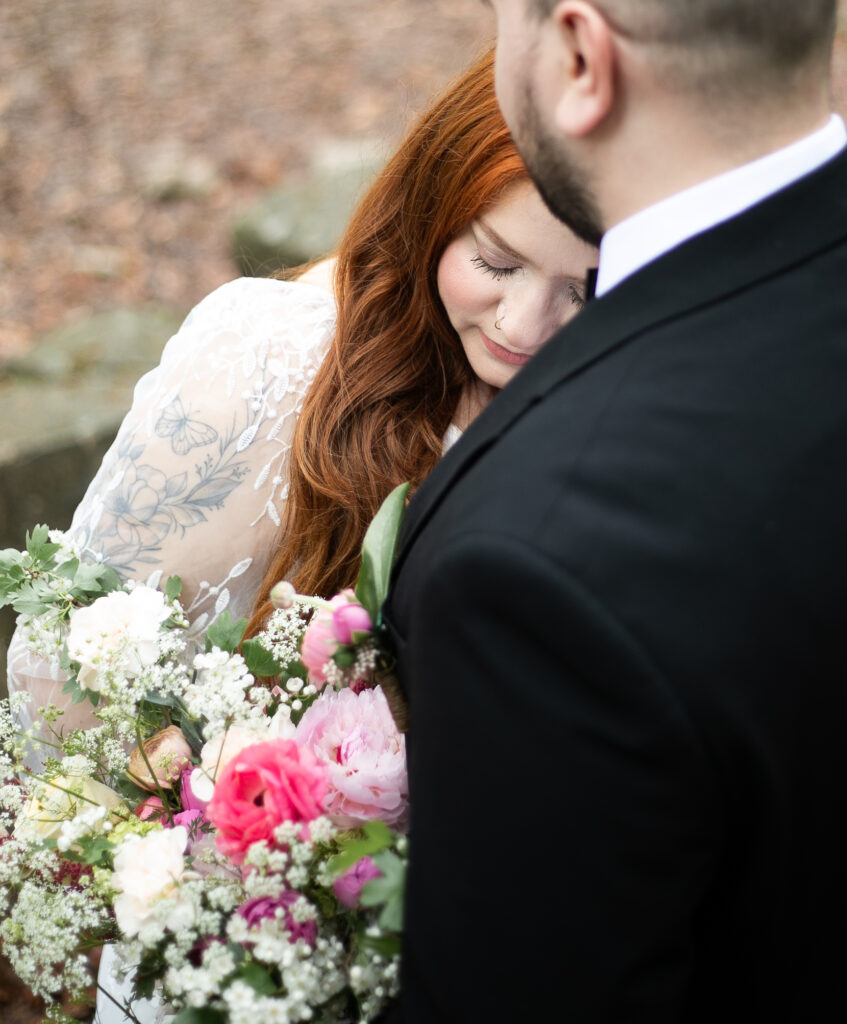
[7,277,337,752]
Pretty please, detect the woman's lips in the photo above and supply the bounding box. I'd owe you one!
[480,331,532,366]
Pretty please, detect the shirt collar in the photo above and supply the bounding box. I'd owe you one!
[595,114,847,298]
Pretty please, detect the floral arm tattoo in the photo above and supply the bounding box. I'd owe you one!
[86,395,256,579]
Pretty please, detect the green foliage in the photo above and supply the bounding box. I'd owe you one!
[327,820,396,877]
[355,482,409,623]
[165,575,183,601]
[241,637,286,678]
[171,1011,227,1024]
[237,959,279,995]
[0,525,124,615]
[62,677,100,707]
[360,850,406,933]
[331,645,358,670]
[25,524,61,563]
[359,928,402,958]
[205,610,248,653]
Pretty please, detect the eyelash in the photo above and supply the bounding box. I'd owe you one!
[470,252,519,280]
[471,252,586,311]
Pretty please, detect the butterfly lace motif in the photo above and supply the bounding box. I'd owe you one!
[63,277,336,623]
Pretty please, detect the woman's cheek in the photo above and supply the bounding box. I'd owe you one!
[437,241,495,328]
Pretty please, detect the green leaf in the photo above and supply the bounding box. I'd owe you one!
[327,820,396,877]
[355,482,410,622]
[99,565,123,594]
[0,547,25,571]
[360,850,406,932]
[360,930,402,957]
[72,561,113,594]
[241,637,285,678]
[25,524,60,564]
[11,579,58,615]
[331,646,357,669]
[171,1010,227,1024]
[80,836,114,867]
[165,575,183,601]
[55,558,80,580]
[237,959,278,995]
[205,610,248,653]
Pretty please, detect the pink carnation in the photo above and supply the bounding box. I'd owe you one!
[295,686,408,829]
[205,740,327,864]
[238,892,317,946]
[300,590,372,687]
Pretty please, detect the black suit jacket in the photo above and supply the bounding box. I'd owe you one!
[382,147,847,1022]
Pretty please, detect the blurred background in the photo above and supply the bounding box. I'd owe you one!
[0,0,846,1017]
[0,0,495,361]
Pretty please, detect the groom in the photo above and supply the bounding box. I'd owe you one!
[383,1,847,1021]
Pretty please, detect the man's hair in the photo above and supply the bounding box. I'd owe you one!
[533,0,838,97]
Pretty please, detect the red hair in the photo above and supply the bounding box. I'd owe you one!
[246,48,526,632]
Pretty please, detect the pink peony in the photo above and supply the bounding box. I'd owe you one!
[295,686,408,829]
[238,892,317,946]
[332,856,383,910]
[205,740,327,865]
[300,590,372,687]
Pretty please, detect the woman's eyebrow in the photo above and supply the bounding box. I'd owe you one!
[476,217,527,263]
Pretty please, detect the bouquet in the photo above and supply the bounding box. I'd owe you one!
[0,486,411,1024]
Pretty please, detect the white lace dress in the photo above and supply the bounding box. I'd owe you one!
[5,275,463,1023]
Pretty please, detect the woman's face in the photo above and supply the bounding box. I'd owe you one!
[437,179,598,390]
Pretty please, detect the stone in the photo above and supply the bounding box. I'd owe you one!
[0,306,182,695]
[230,142,385,276]
[137,143,221,202]
[5,307,181,384]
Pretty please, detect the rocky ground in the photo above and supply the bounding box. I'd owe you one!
[0,0,494,365]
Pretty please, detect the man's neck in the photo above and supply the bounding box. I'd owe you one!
[597,100,834,233]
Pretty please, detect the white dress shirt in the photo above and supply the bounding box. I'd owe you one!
[596,114,847,298]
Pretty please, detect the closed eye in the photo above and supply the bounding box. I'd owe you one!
[568,284,586,311]
[470,252,519,281]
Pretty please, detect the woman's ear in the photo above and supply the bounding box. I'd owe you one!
[549,1,617,138]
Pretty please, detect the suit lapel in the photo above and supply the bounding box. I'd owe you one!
[395,146,847,570]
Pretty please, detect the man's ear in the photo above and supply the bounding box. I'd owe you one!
[549,1,616,137]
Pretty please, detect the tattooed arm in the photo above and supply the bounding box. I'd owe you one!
[8,277,337,749]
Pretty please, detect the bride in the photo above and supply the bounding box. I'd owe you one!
[6,47,596,1023]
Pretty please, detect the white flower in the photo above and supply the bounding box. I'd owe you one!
[14,774,124,841]
[67,586,171,692]
[189,707,296,802]
[112,826,188,937]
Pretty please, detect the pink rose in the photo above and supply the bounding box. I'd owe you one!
[135,795,165,821]
[127,726,193,792]
[295,686,408,829]
[300,590,372,687]
[205,740,327,865]
[332,856,383,910]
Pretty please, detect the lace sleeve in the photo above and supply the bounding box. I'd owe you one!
[7,277,336,743]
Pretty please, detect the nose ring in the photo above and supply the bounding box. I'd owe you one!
[494,302,506,332]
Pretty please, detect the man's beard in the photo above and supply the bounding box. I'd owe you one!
[515,78,605,247]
